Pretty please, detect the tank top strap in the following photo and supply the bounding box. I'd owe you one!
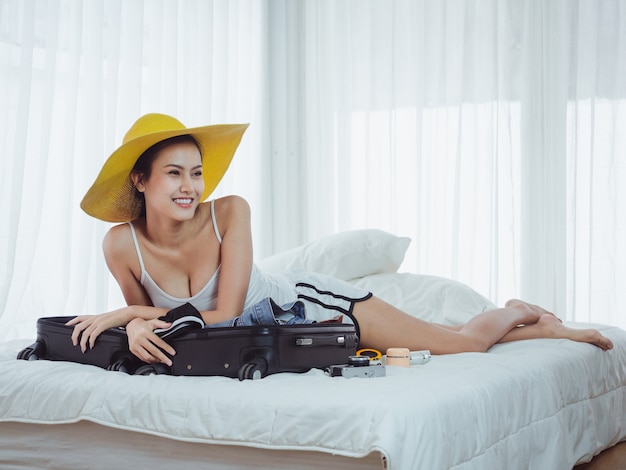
[127,222,146,274]
[211,199,222,244]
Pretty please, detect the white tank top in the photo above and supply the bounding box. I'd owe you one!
[128,200,294,311]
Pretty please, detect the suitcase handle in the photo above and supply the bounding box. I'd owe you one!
[295,335,348,347]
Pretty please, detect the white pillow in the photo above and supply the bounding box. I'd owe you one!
[257,229,411,281]
[350,272,497,325]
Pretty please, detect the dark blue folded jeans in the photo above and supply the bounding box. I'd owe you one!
[208,297,313,328]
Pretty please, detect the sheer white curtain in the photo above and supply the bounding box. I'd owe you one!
[1,0,624,342]
[0,0,268,340]
[292,0,626,327]
[565,2,626,326]
[297,1,524,307]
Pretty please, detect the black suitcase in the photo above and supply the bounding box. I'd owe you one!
[17,316,359,380]
[17,316,144,374]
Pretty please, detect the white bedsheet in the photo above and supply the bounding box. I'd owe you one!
[2,322,625,470]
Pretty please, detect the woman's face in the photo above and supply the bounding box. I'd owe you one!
[136,141,205,221]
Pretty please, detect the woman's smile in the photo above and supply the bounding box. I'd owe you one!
[173,198,194,208]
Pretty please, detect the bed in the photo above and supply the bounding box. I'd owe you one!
[1,230,625,469]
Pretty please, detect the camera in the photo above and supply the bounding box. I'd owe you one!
[326,355,386,378]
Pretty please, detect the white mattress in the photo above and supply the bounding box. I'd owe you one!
[2,320,625,469]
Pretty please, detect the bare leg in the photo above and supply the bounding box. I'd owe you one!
[452,299,613,350]
[353,296,614,354]
[354,296,541,354]
[436,315,613,351]
[495,317,613,350]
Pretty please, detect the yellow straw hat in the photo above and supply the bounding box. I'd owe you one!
[80,113,249,222]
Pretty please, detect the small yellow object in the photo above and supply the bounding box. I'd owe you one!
[356,348,382,361]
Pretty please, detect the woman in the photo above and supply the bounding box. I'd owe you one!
[69,113,613,366]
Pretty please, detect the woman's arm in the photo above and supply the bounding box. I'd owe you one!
[201,195,254,324]
[67,224,174,360]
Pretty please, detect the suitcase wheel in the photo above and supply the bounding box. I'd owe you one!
[107,356,135,374]
[238,357,268,381]
[134,363,171,376]
[16,341,45,361]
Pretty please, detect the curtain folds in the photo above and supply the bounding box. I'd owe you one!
[296,0,625,327]
[0,0,267,340]
[1,0,624,340]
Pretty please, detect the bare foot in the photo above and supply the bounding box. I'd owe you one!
[536,314,613,350]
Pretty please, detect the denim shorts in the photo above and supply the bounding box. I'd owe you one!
[218,269,372,339]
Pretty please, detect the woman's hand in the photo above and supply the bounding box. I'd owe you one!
[66,307,134,353]
[126,318,176,366]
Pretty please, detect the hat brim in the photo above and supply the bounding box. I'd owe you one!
[81,123,249,222]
